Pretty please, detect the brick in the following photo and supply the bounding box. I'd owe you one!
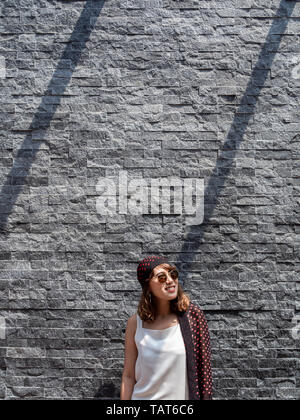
[0,0,298,401]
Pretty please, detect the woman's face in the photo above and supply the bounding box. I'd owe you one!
[148,264,179,302]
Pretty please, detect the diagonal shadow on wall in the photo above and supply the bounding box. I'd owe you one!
[175,0,297,283]
[0,0,106,233]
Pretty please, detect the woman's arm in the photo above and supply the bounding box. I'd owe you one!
[120,314,138,400]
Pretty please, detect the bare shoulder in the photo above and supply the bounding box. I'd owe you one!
[126,313,137,333]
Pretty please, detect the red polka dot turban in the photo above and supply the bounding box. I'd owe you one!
[137,255,169,288]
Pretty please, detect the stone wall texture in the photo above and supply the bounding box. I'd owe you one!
[0,0,299,400]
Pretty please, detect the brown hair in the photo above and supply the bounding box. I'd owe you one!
[137,263,190,322]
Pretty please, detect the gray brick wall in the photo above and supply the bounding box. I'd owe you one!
[0,0,299,400]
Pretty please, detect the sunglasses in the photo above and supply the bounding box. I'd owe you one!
[153,269,179,284]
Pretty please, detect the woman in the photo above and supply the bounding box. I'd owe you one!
[120,255,212,400]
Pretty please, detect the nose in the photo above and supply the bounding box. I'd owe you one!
[165,273,174,284]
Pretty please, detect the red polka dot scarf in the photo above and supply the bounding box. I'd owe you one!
[178,302,213,400]
[137,255,169,288]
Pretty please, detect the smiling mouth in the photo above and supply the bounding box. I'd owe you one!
[165,285,176,292]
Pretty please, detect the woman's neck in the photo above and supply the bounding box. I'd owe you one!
[154,299,172,318]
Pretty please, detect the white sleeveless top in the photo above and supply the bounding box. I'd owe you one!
[131,314,189,400]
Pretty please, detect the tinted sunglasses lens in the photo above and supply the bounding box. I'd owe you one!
[170,270,179,279]
[158,274,167,283]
